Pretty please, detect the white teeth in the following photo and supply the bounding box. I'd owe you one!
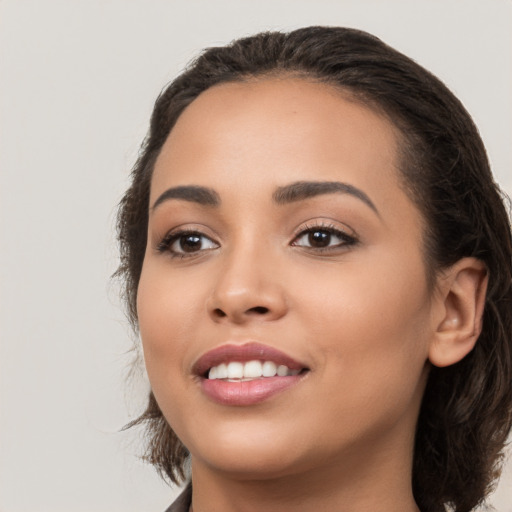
[208,360,300,380]
[216,363,228,379]
[262,361,277,377]
[243,360,263,378]
[227,362,244,379]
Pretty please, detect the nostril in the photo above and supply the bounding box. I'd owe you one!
[249,306,270,315]
[209,304,274,322]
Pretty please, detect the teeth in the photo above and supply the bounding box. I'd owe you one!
[262,361,277,377]
[227,362,243,379]
[208,360,300,380]
[277,364,288,377]
[244,360,262,378]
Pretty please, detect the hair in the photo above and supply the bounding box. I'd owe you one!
[116,26,512,512]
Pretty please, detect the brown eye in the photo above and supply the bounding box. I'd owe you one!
[292,227,356,251]
[175,234,203,253]
[158,230,219,257]
[308,230,331,248]
[170,233,218,254]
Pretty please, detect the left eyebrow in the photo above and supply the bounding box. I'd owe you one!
[272,181,379,216]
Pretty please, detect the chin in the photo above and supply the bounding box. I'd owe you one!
[187,422,314,480]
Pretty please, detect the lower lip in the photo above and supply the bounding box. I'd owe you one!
[201,375,303,406]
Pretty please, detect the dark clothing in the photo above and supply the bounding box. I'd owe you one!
[164,484,192,512]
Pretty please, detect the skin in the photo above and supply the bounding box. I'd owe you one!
[137,78,487,512]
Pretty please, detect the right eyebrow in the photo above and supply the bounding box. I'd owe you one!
[151,185,221,211]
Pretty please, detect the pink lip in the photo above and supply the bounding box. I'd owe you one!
[193,342,309,406]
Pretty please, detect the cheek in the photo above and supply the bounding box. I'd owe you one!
[137,263,201,380]
[136,264,208,440]
[297,253,432,394]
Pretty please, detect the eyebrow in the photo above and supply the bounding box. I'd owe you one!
[272,181,379,215]
[151,185,220,211]
[151,180,378,215]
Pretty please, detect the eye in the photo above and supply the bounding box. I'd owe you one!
[158,230,219,257]
[291,225,357,250]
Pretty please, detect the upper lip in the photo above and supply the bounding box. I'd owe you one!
[193,342,308,377]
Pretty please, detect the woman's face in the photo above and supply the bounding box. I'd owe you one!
[138,78,437,480]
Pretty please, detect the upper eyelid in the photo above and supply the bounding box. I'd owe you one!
[292,219,358,239]
[291,227,356,247]
[157,223,219,241]
[294,226,353,239]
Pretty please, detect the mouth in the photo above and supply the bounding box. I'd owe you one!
[207,360,302,381]
[193,342,310,406]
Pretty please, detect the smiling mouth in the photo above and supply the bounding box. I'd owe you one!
[194,343,310,405]
[207,360,304,380]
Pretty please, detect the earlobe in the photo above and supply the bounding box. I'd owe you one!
[428,258,488,368]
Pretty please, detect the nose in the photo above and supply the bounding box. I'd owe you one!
[207,245,288,325]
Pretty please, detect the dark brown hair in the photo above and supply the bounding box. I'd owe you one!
[116,27,512,512]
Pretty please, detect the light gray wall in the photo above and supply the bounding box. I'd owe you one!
[1,1,511,511]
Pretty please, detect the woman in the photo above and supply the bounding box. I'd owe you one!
[116,27,512,512]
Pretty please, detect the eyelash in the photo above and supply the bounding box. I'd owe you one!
[291,222,358,252]
[157,222,358,259]
[157,229,219,259]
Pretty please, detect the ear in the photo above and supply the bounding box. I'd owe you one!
[428,257,488,368]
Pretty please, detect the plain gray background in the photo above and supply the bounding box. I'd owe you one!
[1,1,511,510]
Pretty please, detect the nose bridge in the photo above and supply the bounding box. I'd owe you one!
[208,232,286,323]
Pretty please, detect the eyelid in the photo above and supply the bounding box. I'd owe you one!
[156,224,220,257]
[291,218,358,240]
[290,219,359,250]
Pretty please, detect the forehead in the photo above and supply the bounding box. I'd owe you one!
[151,77,403,209]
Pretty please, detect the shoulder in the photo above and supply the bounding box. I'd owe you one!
[163,483,192,512]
